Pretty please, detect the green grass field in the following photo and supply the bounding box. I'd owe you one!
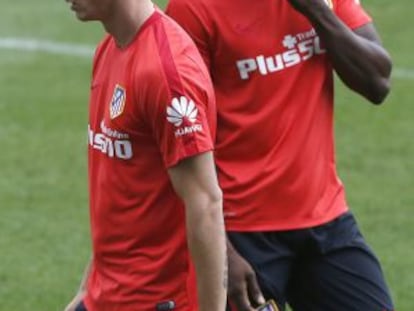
[0,0,412,310]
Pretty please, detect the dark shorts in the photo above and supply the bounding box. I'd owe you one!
[75,301,87,311]
[227,212,394,311]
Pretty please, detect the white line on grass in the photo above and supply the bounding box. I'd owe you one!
[0,37,94,57]
[0,37,413,80]
[393,68,414,80]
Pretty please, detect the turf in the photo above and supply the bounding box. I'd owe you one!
[0,0,412,310]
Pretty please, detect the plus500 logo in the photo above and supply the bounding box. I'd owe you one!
[237,31,326,80]
[88,125,133,160]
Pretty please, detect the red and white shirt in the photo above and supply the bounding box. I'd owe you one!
[85,10,215,311]
[167,0,372,231]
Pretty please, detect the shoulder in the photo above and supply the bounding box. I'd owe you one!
[148,12,211,85]
[332,0,372,28]
[91,35,113,75]
[154,11,197,49]
[167,0,208,10]
[126,12,212,102]
[94,35,112,59]
[166,0,216,21]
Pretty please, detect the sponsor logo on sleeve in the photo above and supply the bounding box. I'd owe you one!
[166,96,203,137]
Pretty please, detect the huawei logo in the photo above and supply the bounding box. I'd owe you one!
[166,96,198,127]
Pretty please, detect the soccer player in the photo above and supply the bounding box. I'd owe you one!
[167,0,394,310]
[63,0,227,311]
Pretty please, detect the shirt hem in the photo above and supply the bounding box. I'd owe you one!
[226,206,349,232]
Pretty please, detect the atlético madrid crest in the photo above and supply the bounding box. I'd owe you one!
[110,84,126,119]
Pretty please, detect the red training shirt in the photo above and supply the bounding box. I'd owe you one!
[85,10,215,311]
[167,0,372,231]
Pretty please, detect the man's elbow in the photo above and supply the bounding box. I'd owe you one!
[188,189,223,219]
[368,57,393,104]
[365,76,391,105]
[206,189,223,218]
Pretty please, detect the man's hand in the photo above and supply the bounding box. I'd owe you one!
[287,0,392,103]
[227,242,265,311]
[63,291,85,311]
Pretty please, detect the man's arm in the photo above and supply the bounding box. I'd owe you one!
[226,239,265,311]
[167,3,265,309]
[168,151,227,311]
[288,0,392,104]
[63,258,92,311]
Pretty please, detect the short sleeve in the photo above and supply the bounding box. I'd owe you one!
[166,0,213,70]
[140,41,216,168]
[334,0,372,29]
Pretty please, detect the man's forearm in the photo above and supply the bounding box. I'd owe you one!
[77,257,92,294]
[297,2,392,103]
[64,258,92,311]
[186,199,227,311]
[168,152,227,311]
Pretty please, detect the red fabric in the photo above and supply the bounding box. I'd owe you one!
[85,10,215,311]
[167,0,371,231]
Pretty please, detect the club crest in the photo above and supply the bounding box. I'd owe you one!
[110,84,126,119]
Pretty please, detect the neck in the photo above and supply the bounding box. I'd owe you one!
[102,0,155,48]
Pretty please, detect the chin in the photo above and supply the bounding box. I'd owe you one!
[75,11,97,21]
[77,15,96,22]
